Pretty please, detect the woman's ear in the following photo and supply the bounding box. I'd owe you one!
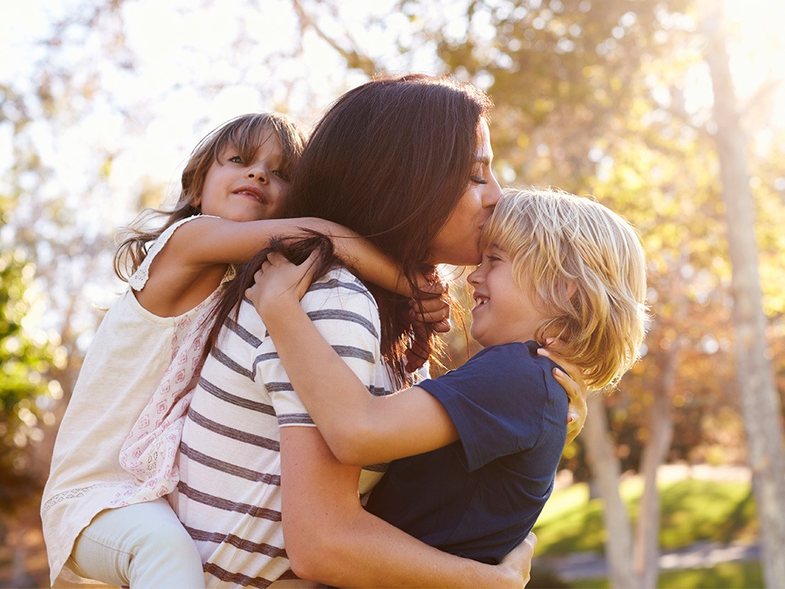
[565,279,578,301]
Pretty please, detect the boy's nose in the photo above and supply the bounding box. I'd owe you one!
[467,268,480,285]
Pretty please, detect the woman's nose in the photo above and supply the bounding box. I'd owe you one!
[483,178,502,208]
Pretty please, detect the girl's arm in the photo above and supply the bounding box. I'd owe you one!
[136,215,436,317]
[280,425,534,589]
[169,215,413,292]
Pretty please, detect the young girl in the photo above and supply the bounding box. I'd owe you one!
[40,112,435,588]
[248,186,648,564]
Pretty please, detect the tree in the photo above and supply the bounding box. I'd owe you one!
[702,5,785,586]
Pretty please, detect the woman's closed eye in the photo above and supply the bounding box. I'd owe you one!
[470,169,488,184]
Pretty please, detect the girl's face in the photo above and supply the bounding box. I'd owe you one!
[198,131,290,221]
[427,120,502,266]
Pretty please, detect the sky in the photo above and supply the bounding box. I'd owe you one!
[1,1,783,217]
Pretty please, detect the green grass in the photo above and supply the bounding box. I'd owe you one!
[533,477,757,556]
[568,561,763,589]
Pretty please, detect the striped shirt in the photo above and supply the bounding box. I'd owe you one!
[170,267,393,588]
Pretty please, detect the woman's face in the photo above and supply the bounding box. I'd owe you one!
[427,120,502,266]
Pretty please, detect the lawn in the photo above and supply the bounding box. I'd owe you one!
[533,476,757,555]
[530,475,761,588]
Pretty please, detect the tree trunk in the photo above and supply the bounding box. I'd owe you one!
[703,7,785,588]
[633,352,676,589]
[583,395,637,589]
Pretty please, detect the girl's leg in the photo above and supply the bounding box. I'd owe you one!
[70,497,205,588]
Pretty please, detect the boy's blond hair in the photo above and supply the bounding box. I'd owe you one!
[480,187,648,389]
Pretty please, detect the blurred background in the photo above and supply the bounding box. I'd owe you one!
[1,0,783,587]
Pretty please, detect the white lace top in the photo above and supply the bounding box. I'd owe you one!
[40,215,232,586]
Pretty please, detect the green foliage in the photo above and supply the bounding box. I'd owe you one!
[0,221,58,512]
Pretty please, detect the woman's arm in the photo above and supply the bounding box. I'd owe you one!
[280,426,533,589]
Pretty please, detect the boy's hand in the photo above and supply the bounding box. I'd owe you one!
[537,343,588,446]
[245,250,319,318]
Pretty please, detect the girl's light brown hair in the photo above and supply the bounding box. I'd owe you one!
[481,187,648,389]
[113,112,307,281]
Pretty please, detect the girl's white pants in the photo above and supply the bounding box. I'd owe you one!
[67,497,205,588]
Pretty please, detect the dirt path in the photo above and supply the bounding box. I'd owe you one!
[536,540,760,582]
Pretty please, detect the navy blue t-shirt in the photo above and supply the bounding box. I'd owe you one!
[365,341,568,564]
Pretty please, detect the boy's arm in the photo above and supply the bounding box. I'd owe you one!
[249,252,459,466]
[280,426,533,589]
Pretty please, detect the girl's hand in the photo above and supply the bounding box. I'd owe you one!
[245,250,319,318]
[498,532,536,588]
[537,344,588,446]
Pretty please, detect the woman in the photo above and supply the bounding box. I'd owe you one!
[170,74,583,588]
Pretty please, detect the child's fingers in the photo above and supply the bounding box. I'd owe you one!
[409,297,450,324]
[432,319,451,333]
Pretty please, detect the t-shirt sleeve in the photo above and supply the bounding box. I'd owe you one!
[255,270,382,428]
[418,346,552,471]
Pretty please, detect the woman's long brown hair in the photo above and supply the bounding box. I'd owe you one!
[205,233,338,357]
[209,74,492,385]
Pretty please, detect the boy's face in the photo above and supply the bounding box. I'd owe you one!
[198,132,290,221]
[467,245,549,347]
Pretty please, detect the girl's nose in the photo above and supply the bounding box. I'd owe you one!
[248,166,268,183]
[467,267,480,285]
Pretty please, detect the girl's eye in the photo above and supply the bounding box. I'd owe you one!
[228,155,243,164]
[272,169,291,182]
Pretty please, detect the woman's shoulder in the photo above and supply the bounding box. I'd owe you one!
[305,265,377,307]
